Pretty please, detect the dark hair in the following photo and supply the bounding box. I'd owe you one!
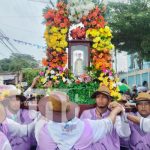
[142,81,148,86]
[121,79,127,84]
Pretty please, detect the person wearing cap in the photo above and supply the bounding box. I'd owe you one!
[0,100,40,150]
[118,95,134,150]
[80,85,131,150]
[126,92,150,149]
[0,85,40,150]
[36,91,124,150]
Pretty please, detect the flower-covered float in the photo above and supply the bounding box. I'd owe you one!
[39,0,121,104]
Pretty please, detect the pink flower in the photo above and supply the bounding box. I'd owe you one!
[109,72,112,76]
[39,71,44,76]
[102,69,107,73]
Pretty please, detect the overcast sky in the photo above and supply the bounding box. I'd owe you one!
[0,0,128,71]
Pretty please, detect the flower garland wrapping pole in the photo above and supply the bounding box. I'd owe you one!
[81,6,121,100]
[40,1,71,87]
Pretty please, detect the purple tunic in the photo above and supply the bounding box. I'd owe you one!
[80,108,120,150]
[5,108,38,150]
[129,113,150,150]
[37,118,113,150]
[0,131,11,150]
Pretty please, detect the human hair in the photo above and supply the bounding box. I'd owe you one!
[121,79,127,84]
[142,81,148,87]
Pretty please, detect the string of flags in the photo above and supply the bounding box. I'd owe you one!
[13,39,47,49]
[3,36,47,50]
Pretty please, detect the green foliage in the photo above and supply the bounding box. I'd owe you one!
[67,81,99,104]
[50,80,99,104]
[22,68,40,86]
[107,0,150,69]
[0,53,38,72]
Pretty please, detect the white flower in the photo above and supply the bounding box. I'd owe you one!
[50,70,55,74]
[109,76,114,80]
[113,83,117,87]
[51,75,54,78]
[66,79,72,84]
[67,0,95,23]
[62,77,66,82]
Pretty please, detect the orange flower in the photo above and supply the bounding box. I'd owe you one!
[57,1,65,9]
[54,18,61,24]
[52,51,57,56]
[42,58,48,66]
[59,10,65,15]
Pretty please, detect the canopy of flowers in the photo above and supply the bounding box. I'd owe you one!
[39,0,121,101]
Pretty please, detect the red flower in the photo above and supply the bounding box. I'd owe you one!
[70,27,86,39]
[75,80,81,84]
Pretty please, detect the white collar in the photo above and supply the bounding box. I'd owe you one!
[6,107,21,122]
[47,117,84,150]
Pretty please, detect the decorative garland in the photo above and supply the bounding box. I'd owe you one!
[40,0,121,100]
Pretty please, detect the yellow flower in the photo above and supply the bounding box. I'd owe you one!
[99,28,104,33]
[109,82,114,90]
[53,76,57,80]
[102,78,109,86]
[61,28,68,34]
[93,37,101,42]
[93,43,98,49]
[100,73,105,77]
[104,26,110,32]
[56,47,62,52]
[61,35,66,40]
[41,78,47,84]
[60,41,68,48]
[50,26,59,33]
[98,76,103,81]
[60,73,64,77]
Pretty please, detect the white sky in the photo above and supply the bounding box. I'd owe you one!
[0,0,128,72]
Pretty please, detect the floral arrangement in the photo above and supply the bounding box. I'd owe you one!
[42,1,71,89]
[42,48,67,69]
[39,68,75,88]
[67,0,95,23]
[75,74,92,84]
[39,0,121,101]
[44,27,68,52]
[70,27,86,39]
[43,1,70,27]
[86,26,114,51]
[81,6,106,29]
[98,72,121,99]
[91,49,112,70]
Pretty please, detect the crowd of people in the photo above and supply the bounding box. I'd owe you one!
[0,78,150,150]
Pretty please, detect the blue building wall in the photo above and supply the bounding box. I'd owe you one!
[119,69,150,88]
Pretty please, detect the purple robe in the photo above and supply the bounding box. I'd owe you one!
[5,108,38,150]
[37,117,113,150]
[129,113,150,150]
[80,108,123,150]
[0,131,12,150]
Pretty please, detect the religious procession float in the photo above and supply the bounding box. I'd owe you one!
[38,0,122,104]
